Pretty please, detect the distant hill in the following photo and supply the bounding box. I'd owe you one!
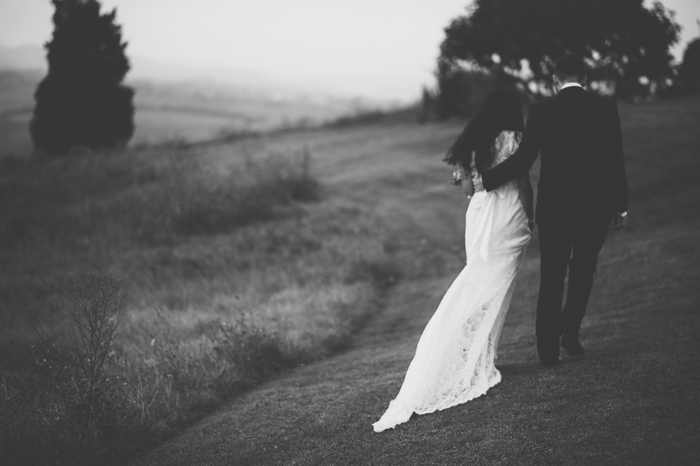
[0,44,388,107]
[0,64,369,155]
[0,68,364,129]
[0,44,45,70]
[0,69,42,110]
[0,44,396,154]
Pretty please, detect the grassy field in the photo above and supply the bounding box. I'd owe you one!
[122,95,700,465]
[0,128,398,464]
[1,92,698,465]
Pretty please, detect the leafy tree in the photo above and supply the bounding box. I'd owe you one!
[679,38,700,92]
[31,0,134,155]
[439,0,680,99]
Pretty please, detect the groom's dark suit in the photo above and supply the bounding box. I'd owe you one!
[482,85,628,363]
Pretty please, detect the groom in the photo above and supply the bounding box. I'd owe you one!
[480,54,628,366]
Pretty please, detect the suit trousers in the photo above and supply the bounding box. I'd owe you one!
[535,214,611,361]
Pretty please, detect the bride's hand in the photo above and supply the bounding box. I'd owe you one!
[460,167,474,198]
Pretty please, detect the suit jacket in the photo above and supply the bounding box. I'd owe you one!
[482,86,628,223]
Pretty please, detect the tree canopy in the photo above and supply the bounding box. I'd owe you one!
[679,38,700,91]
[439,0,680,98]
[31,0,134,155]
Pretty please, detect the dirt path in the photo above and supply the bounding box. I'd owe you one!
[129,100,700,465]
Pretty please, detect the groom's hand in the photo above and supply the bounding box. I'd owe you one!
[613,212,627,230]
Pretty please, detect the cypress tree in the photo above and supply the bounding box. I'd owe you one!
[30,0,134,155]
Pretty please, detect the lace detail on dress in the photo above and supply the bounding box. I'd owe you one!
[469,130,522,194]
[413,259,520,415]
[490,130,522,169]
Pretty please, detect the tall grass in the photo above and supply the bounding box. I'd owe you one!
[1,273,132,464]
[0,141,396,465]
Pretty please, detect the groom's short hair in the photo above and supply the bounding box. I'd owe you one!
[555,54,587,81]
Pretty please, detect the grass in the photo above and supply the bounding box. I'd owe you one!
[0,139,397,465]
[126,95,700,466]
[2,94,698,465]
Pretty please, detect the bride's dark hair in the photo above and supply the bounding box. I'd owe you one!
[443,88,524,173]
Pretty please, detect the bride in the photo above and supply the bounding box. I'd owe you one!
[373,89,534,433]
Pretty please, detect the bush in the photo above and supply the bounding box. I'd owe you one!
[0,272,129,465]
[173,148,321,235]
[325,106,422,129]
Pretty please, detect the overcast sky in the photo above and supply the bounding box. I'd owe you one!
[1,0,698,101]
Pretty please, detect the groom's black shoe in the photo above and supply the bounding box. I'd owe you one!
[561,333,585,357]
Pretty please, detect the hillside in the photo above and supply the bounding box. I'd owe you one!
[127,95,700,466]
[0,69,365,156]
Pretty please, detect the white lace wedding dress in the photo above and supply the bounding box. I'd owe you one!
[373,130,531,432]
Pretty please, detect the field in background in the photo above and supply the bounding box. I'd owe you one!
[0,70,366,155]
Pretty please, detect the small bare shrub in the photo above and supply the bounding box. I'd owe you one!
[68,272,128,452]
[0,271,129,465]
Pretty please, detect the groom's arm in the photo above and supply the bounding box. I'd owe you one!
[482,103,543,191]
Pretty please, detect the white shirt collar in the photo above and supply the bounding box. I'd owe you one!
[560,82,584,90]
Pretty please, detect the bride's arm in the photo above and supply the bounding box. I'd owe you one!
[517,170,534,229]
